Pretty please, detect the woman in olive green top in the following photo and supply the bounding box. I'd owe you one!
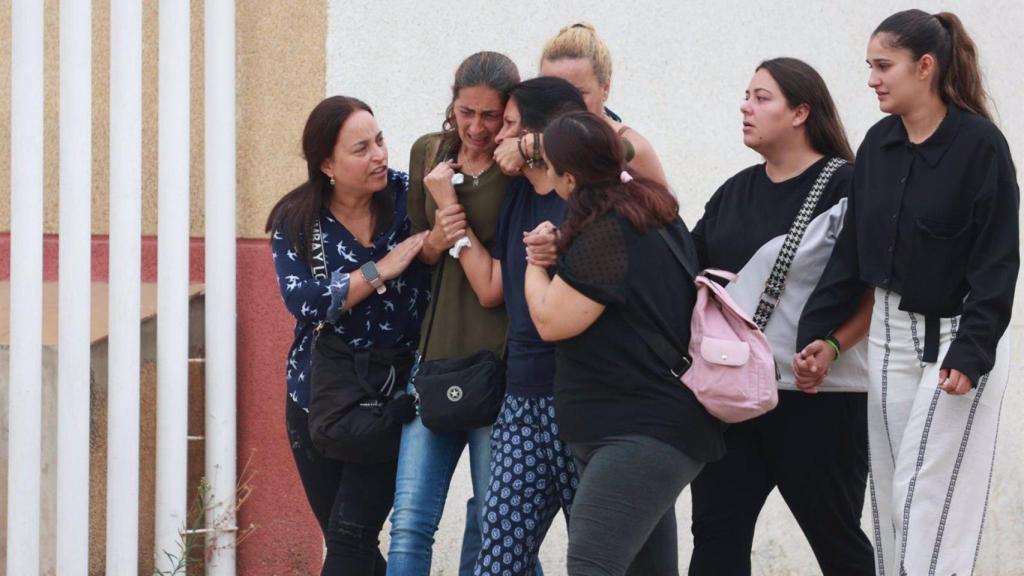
[386,51,520,576]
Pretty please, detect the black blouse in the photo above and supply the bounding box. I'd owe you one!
[553,213,726,463]
[799,105,1019,386]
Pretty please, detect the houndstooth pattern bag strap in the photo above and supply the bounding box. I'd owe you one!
[752,157,847,331]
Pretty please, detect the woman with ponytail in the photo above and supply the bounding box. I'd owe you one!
[525,111,725,575]
[798,10,1019,575]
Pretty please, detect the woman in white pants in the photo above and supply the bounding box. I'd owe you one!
[797,9,1018,576]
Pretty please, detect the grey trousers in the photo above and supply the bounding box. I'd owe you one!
[568,435,705,576]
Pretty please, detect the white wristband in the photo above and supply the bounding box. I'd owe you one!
[448,236,472,259]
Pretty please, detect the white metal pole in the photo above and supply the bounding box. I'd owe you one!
[7,1,45,574]
[204,1,238,574]
[57,1,93,575]
[155,0,191,571]
[107,1,143,574]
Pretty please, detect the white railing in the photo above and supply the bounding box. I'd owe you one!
[107,0,144,574]
[5,1,238,574]
[7,1,45,574]
[57,1,93,576]
[154,0,192,571]
[204,0,238,574]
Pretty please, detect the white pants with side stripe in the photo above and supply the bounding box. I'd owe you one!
[867,289,1009,576]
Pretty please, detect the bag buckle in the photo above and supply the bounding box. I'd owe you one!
[760,289,781,306]
[671,355,692,378]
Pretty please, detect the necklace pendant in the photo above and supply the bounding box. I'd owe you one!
[473,175,480,187]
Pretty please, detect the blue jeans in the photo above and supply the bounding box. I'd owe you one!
[386,385,493,576]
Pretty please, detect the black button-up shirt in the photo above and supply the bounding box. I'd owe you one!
[799,105,1019,385]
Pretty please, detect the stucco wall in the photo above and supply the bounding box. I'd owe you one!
[328,1,1024,574]
[0,0,324,239]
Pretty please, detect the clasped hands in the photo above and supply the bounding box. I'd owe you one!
[791,340,973,395]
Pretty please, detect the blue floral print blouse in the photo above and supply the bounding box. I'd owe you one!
[271,170,430,410]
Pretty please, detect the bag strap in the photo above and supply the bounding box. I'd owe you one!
[752,157,846,331]
[622,221,697,377]
[310,216,328,281]
[420,256,445,360]
[417,136,449,360]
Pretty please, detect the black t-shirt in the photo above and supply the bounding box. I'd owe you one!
[553,212,727,462]
[692,157,852,271]
[494,177,567,396]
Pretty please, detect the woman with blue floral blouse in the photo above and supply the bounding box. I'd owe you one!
[266,95,430,576]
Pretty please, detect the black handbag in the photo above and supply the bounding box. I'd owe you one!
[413,256,507,433]
[308,329,416,463]
[305,216,416,463]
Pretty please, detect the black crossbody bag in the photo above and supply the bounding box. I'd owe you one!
[412,256,507,432]
[306,217,417,463]
[410,135,506,433]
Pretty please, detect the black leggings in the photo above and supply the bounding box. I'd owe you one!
[689,391,874,576]
[567,435,705,576]
[286,399,396,576]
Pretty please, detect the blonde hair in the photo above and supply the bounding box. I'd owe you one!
[540,22,613,86]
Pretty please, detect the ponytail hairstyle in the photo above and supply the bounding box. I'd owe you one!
[441,51,521,154]
[540,22,613,87]
[756,58,854,162]
[265,95,393,261]
[874,9,992,120]
[542,111,678,252]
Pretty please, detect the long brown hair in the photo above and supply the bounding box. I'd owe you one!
[543,111,678,251]
[874,9,992,120]
[756,58,854,162]
[440,52,520,154]
[265,96,393,260]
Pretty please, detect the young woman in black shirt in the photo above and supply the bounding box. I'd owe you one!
[525,111,725,575]
[688,58,874,576]
[797,10,1019,575]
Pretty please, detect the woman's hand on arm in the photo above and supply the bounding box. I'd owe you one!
[415,160,463,265]
[341,231,428,314]
[523,221,559,268]
[524,265,605,342]
[420,204,467,264]
[493,136,526,176]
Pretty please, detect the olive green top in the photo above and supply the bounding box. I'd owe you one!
[408,132,509,361]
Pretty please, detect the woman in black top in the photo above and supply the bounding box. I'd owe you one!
[525,111,725,576]
[797,11,1019,575]
[688,58,874,576]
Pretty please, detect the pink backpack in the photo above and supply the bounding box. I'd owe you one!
[681,269,777,423]
[637,225,778,424]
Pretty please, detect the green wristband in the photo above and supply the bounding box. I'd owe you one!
[824,336,841,361]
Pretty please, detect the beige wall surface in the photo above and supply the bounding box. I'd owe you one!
[0,1,325,239]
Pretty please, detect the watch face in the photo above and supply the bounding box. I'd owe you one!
[361,261,380,281]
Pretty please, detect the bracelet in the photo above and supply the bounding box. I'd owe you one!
[516,136,530,163]
[530,133,542,167]
[824,336,841,361]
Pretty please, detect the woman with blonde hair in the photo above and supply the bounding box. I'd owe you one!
[492,23,668,186]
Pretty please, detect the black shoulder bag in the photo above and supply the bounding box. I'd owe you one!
[306,216,417,463]
[409,135,506,433]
